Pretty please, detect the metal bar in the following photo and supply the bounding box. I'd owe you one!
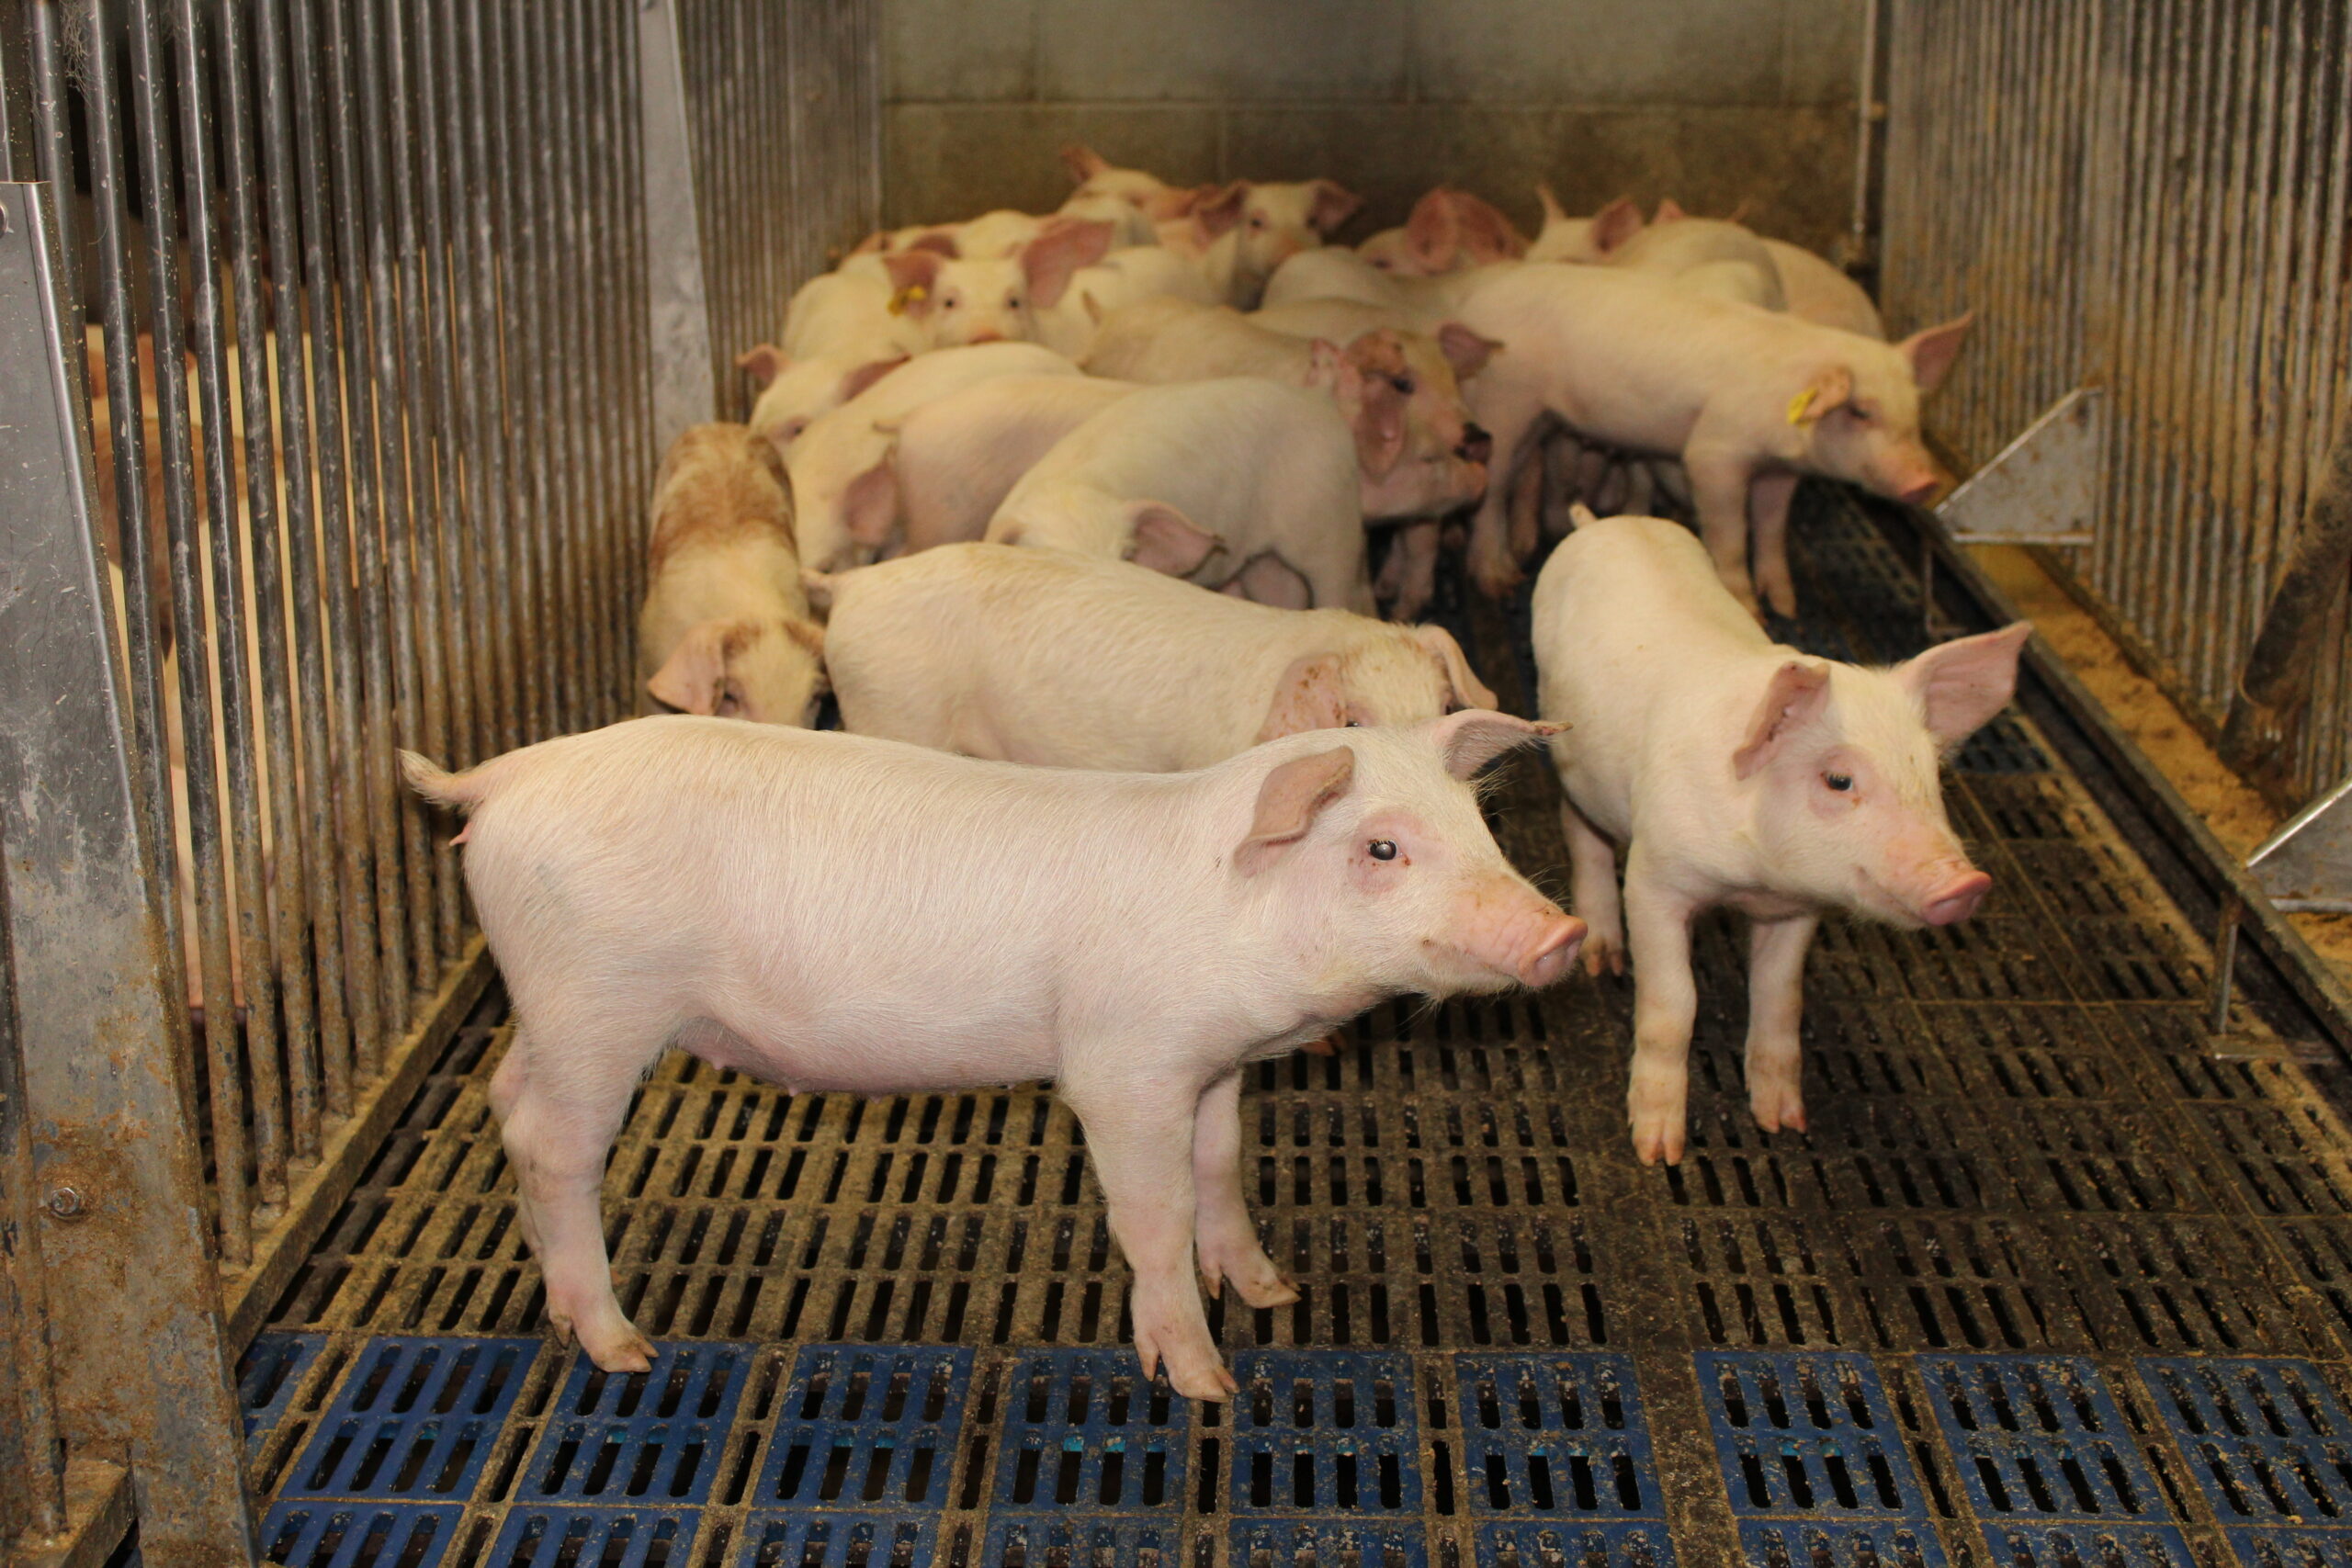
[456,0,519,758]
[504,0,556,743]
[353,0,443,999]
[0,173,259,1568]
[0,844,67,1539]
[2223,409,2352,770]
[24,1,77,319]
[129,0,251,1262]
[279,0,380,1110]
[75,0,190,1106]
[638,0,714,462]
[213,0,318,1190]
[321,0,413,1049]
[173,0,290,1222]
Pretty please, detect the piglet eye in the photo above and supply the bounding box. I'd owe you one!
[1825,772,1853,792]
[1343,718,1363,728]
[1368,839,1397,862]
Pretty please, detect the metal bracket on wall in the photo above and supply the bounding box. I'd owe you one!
[638,0,715,456]
[1923,387,2103,637]
[2209,773,2352,1063]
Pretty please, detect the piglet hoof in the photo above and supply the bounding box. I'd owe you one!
[1626,1072,1688,1166]
[1761,578,1799,620]
[552,1303,658,1373]
[1749,1080,1807,1136]
[1470,555,1524,600]
[1628,1115,1686,1167]
[1137,1332,1238,1404]
[1300,1032,1340,1057]
[1580,932,1625,978]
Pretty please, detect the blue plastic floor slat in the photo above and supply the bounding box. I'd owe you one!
[489,1506,701,1568]
[281,1336,539,1502]
[737,1513,942,1568]
[1734,1518,1951,1568]
[1695,1352,1929,1520]
[2139,1357,2352,1527]
[1472,1520,1675,1568]
[520,1342,754,1505]
[1453,1353,1660,1519]
[989,1348,1188,1514]
[752,1344,974,1511]
[257,1501,468,1568]
[982,1517,1182,1568]
[242,1331,329,1443]
[1918,1354,2168,1525]
[2229,1529,2352,1567]
[1228,1351,1421,1516]
[1981,1523,2199,1568]
[1228,1517,1429,1568]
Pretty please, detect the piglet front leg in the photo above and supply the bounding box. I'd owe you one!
[1623,852,1700,1166]
[1191,1070,1298,1308]
[1745,913,1818,1134]
[1063,1066,1238,1402]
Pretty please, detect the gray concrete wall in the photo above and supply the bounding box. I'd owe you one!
[880,0,1864,255]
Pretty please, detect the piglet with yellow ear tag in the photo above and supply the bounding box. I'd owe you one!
[1451,263,1972,617]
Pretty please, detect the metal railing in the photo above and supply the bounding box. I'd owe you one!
[1877,0,2352,803]
[0,1,876,1562]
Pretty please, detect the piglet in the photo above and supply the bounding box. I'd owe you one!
[820,542,1496,770]
[1454,263,1972,613]
[879,375,1142,558]
[1532,512,2029,1164]
[637,423,826,726]
[1059,144,1214,224]
[986,377,1374,612]
[403,711,1582,1396]
[1173,178,1363,308]
[880,218,1115,349]
[1359,187,1530,276]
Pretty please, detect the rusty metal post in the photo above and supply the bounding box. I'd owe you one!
[639,0,716,458]
[0,180,259,1568]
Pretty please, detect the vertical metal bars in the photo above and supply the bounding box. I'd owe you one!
[1880,0,2352,804]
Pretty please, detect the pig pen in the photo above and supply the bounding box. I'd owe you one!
[5,6,2352,1568]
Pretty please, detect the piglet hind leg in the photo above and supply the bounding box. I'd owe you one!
[1559,797,1625,976]
[1747,470,1802,620]
[1061,1066,1236,1402]
[1686,448,1764,618]
[1623,856,1700,1167]
[1745,913,1818,1135]
[1192,1069,1298,1308]
[497,1018,658,1372]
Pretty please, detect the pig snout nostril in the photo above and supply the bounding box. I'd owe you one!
[1516,916,1588,988]
[1458,424,1493,463]
[1921,871,1993,927]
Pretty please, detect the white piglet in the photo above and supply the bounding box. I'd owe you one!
[879,376,1143,559]
[879,220,1114,349]
[820,543,1496,769]
[1533,513,2030,1165]
[403,712,1584,1396]
[987,378,1375,612]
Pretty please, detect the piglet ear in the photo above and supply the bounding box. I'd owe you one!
[1340,333,1409,479]
[1435,321,1503,380]
[1448,192,1528,262]
[1536,182,1567,226]
[1733,660,1832,779]
[1899,311,1975,393]
[1404,187,1457,271]
[904,230,962,259]
[1307,179,1363,234]
[1257,654,1351,742]
[1653,197,1689,224]
[1792,364,1853,424]
[1023,219,1114,309]
[1124,501,1223,577]
[842,457,899,549]
[799,568,838,615]
[736,344,787,389]
[1590,195,1645,256]
[647,621,741,716]
[882,252,944,318]
[1191,181,1250,243]
[1234,747,1356,875]
[1410,626,1498,712]
[781,615,825,660]
[1898,622,2030,750]
[1431,710,1559,781]
[1061,142,1110,184]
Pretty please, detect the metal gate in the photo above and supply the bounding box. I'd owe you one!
[1875,0,2352,805]
[0,2,876,1562]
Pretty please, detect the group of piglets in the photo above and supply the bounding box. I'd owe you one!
[405,152,2030,1400]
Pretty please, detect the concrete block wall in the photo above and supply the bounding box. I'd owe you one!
[880,0,1865,256]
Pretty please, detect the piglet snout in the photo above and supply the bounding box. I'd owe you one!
[1919,869,1992,926]
[966,328,1008,345]
[1515,913,1589,988]
[1458,423,1493,464]
[1898,476,1941,506]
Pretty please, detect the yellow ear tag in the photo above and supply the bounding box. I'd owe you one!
[888,284,927,316]
[1786,387,1816,425]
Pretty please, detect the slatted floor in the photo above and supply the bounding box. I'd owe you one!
[238,491,2352,1568]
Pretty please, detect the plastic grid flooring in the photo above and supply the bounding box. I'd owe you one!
[245,491,2352,1568]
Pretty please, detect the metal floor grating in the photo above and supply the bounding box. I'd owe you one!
[244,490,2352,1567]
